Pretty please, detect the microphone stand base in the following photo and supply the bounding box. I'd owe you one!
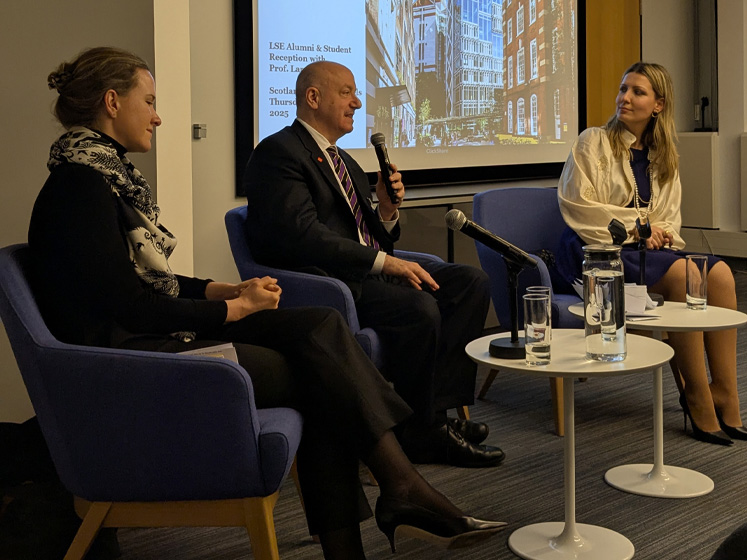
[649,293,664,306]
[489,337,526,359]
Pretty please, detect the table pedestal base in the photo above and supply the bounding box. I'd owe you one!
[605,464,713,498]
[508,522,634,560]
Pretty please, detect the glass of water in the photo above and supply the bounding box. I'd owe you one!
[526,286,552,341]
[523,293,551,365]
[686,255,708,310]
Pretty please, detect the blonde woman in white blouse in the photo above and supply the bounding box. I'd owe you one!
[556,62,744,446]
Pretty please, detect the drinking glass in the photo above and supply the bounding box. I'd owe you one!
[526,286,552,341]
[523,293,551,365]
[686,255,708,310]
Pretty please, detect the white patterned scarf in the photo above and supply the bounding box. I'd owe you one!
[48,127,195,341]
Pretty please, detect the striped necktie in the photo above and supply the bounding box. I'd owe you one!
[326,146,380,249]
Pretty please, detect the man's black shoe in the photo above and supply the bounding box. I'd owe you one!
[402,424,505,468]
[447,417,489,444]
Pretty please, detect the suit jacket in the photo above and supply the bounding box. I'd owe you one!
[244,120,400,298]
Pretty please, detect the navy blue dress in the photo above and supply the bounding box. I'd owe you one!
[555,148,721,294]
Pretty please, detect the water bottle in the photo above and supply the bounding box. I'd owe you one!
[583,244,626,361]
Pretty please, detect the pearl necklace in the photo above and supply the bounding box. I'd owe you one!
[628,153,654,221]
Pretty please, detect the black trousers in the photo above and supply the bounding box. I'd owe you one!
[119,307,411,534]
[355,260,490,425]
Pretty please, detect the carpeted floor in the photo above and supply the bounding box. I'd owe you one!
[117,265,747,560]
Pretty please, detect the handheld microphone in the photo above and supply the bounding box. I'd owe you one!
[370,132,398,204]
[444,209,537,269]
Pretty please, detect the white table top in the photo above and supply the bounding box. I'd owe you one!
[568,301,747,332]
[466,329,674,378]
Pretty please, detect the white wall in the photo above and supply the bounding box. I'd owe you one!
[641,0,695,131]
[642,0,747,243]
[717,1,747,232]
[189,0,243,282]
[0,0,156,423]
[153,0,195,275]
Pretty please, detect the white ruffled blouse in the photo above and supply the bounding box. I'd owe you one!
[557,126,684,250]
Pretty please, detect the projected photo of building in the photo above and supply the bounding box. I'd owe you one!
[365,0,576,148]
[503,0,576,143]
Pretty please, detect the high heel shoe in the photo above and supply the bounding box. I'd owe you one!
[375,496,506,553]
[715,410,747,441]
[679,394,733,446]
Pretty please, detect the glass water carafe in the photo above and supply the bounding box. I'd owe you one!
[583,244,626,361]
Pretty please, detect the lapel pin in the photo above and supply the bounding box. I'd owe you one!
[317,156,323,162]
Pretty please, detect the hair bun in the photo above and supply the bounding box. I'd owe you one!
[47,69,71,92]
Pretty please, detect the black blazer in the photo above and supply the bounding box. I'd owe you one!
[243,120,400,298]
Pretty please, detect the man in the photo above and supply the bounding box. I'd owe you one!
[243,61,503,468]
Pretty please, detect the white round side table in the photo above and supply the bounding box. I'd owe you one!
[466,329,674,560]
[569,301,747,498]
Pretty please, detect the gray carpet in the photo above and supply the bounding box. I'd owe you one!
[117,265,747,560]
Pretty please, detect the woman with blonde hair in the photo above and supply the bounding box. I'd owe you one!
[556,61,744,446]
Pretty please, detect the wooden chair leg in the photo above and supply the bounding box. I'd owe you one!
[64,501,112,560]
[290,457,320,543]
[289,457,305,512]
[368,470,379,486]
[243,494,280,560]
[478,368,499,399]
[456,405,470,420]
[550,377,564,437]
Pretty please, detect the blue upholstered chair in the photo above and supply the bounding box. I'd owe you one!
[225,205,470,420]
[472,187,583,435]
[0,244,302,560]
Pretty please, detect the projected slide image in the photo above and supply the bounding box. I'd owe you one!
[252,0,578,171]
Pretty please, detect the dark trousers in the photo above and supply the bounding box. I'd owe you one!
[119,307,411,535]
[355,260,490,426]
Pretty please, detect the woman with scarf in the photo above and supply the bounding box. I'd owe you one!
[28,47,505,559]
[556,62,744,446]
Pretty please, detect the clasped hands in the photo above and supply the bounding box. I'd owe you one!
[631,224,674,250]
[207,277,281,322]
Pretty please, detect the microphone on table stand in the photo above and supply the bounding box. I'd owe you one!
[634,217,665,306]
[445,209,538,359]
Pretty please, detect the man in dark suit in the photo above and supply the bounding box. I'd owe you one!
[243,61,503,468]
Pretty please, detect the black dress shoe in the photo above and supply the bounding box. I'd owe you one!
[375,496,507,552]
[402,424,505,468]
[447,417,489,444]
[680,394,733,446]
[716,411,747,440]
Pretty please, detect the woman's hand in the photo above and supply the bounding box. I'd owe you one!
[646,225,674,250]
[205,281,244,301]
[224,277,281,322]
[631,224,674,250]
[206,278,275,301]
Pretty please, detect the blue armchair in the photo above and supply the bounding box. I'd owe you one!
[224,205,470,420]
[472,187,583,435]
[0,244,302,560]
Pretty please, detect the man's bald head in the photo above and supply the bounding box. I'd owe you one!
[295,61,348,113]
[294,61,361,143]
